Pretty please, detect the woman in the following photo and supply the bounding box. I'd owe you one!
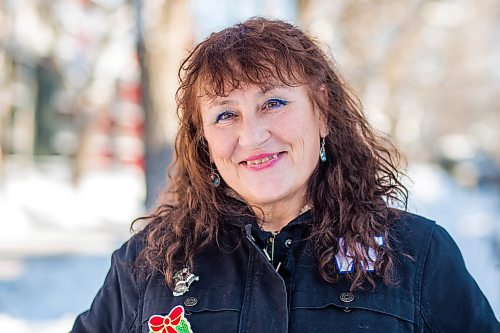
[72,18,499,332]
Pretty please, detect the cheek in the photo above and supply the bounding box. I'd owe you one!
[293,125,322,165]
[204,129,237,164]
[283,115,321,149]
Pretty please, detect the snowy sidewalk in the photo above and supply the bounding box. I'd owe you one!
[0,158,145,258]
[0,158,146,332]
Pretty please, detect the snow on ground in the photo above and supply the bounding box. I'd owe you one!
[0,158,146,332]
[0,313,75,333]
[0,160,498,332]
[0,158,144,258]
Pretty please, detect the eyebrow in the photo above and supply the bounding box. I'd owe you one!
[206,84,293,107]
[260,83,291,94]
[208,99,237,107]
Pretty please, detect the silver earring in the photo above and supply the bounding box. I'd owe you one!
[320,137,327,162]
[211,167,221,187]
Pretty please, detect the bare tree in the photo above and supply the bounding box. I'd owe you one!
[297,0,500,167]
[137,0,193,209]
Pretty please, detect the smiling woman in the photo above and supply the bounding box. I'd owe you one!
[201,84,327,231]
[72,18,499,332]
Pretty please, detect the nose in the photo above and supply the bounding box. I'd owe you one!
[238,115,270,149]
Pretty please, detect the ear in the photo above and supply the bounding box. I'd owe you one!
[207,146,214,164]
[319,118,329,138]
[200,136,214,163]
[316,85,329,137]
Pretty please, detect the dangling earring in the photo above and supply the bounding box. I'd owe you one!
[320,137,327,162]
[210,166,221,187]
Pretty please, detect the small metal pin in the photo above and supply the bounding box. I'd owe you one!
[173,267,200,297]
[184,297,198,307]
[340,292,355,303]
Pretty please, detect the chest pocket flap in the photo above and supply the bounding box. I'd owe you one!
[141,278,242,333]
[290,278,416,331]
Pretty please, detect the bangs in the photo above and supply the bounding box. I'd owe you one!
[183,19,325,99]
[196,51,307,99]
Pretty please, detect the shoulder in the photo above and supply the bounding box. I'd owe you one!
[385,209,464,287]
[71,229,149,333]
[387,209,437,256]
[114,228,147,262]
[387,209,458,262]
[389,209,436,234]
[388,211,500,330]
[106,227,150,284]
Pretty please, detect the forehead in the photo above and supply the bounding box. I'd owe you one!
[195,59,308,97]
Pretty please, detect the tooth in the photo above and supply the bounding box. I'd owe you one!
[246,155,280,166]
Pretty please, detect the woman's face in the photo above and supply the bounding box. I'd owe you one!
[200,83,327,210]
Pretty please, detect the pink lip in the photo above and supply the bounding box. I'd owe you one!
[244,153,275,162]
[240,152,283,171]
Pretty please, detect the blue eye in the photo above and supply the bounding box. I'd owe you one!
[264,98,288,110]
[215,111,235,124]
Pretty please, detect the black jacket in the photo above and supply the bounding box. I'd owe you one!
[72,211,499,332]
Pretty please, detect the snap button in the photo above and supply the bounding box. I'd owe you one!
[340,292,354,303]
[184,296,198,307]
[285,239,292,247]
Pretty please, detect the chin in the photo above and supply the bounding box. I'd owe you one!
[243,189,289,207]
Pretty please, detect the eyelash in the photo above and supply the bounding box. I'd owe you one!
[263,98,289,110]
[214,98,289,124]
[215,111,235,124]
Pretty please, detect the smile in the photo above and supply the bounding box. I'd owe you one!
[246,154,278,166]
[241,152,284,170]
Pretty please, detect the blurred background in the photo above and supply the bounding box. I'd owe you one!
[0,0,499,331]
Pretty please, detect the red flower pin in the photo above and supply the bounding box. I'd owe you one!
[148,305,188,333]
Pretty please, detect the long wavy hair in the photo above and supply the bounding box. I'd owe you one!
[135,17,408,291]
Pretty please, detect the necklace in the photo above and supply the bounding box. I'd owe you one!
[258,203,311,232]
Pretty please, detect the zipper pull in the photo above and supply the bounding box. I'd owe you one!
[267,231,279,264]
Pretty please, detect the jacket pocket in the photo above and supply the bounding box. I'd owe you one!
[290,287,415,332]
[141,285,241,333]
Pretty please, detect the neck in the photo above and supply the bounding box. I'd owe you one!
[252,196,308,233]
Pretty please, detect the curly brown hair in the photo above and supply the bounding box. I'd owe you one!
[135,17,408,291]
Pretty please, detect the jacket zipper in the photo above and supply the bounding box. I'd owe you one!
[268,231,278,264]
[244,225,285,274]
[261,231,282,272]
[244,224,288,332]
